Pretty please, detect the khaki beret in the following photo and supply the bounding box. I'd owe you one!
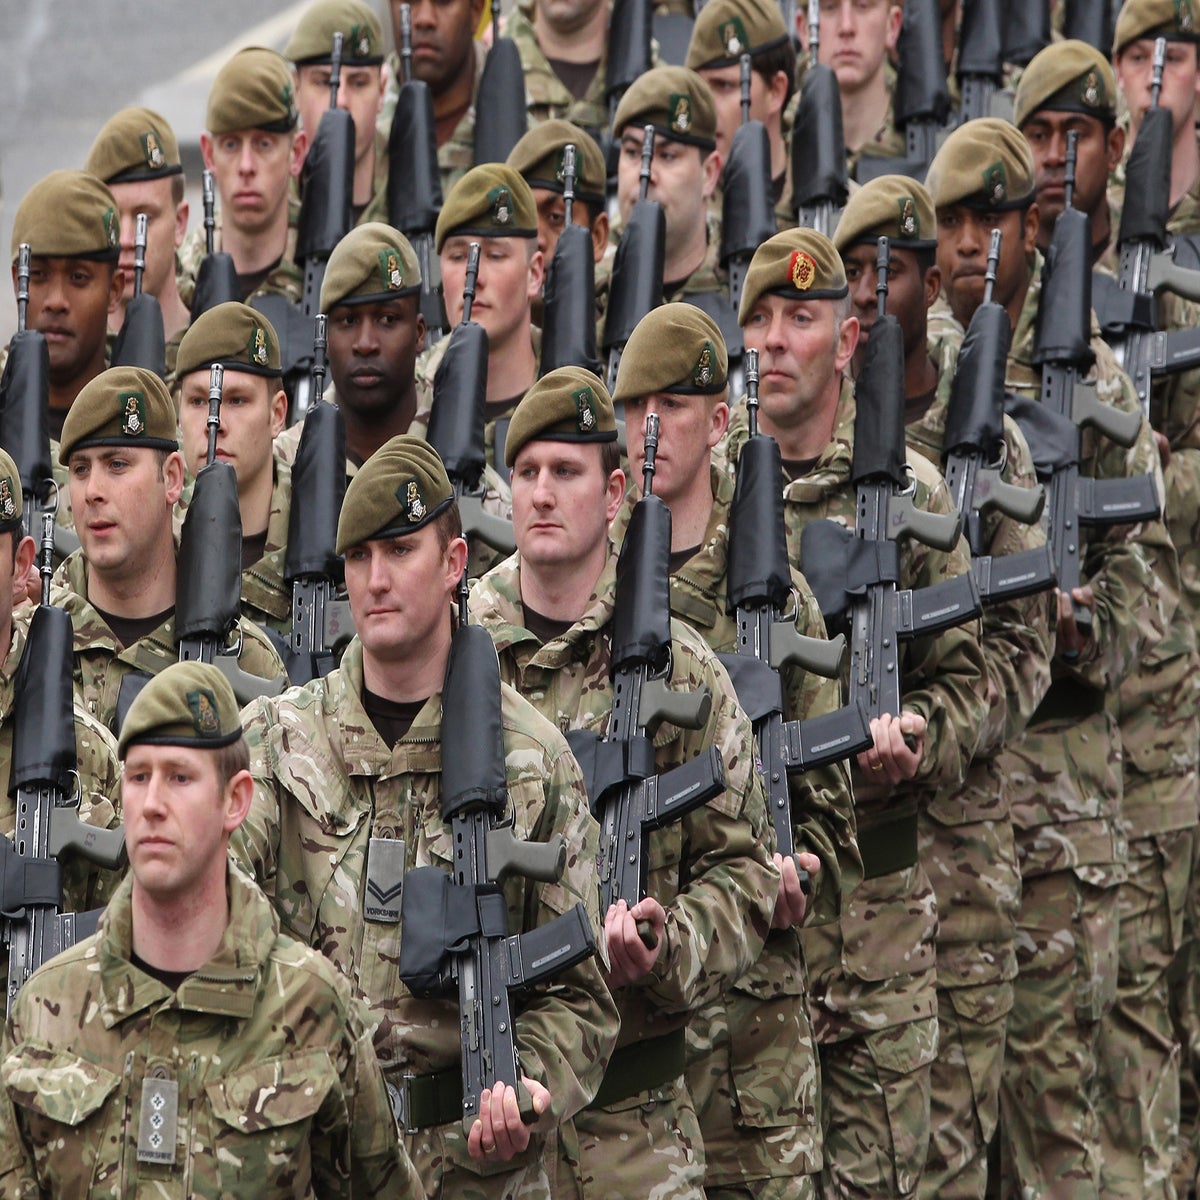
[285,0,385,64]
[737,228,848,325]
[118,661,243,757]
[686,0,789,70]
[1014,41,1117,128]
[507,121,607,212]
[85,107,183,185]
[504,367,618,468]
[834,175,938,252]
[1115,0,1200,53]
[435,165,537,252]
[336,436,455,551]
[59,366,179,464]
[0,449,22,535]
[176,302,282,380]
[321,222,422,310]
[925,118,1036,211]
[613,304,728,402]
[613,67,718,152]
[11,170,119,263]
[207,47,299,135]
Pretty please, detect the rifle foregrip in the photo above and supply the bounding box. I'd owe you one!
[769,624,844,677]
[639,676,711,732]
[458,495,516,554]
[1074,382,1143,448]
[892,495,963,552]
[486,827,567,883]
[49,811,126,870]
[975,468,1046,525]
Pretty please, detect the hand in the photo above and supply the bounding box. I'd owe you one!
[1056,586,1095,659]
[1154,430,1171,471]
[467,1077,549,1161]
[857,711,926,784]
[604,897,665,987]
[771,851,820,929]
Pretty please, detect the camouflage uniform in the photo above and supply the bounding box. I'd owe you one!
[906,332,1054,1200]
[234,636,618,1199]
[469,551,779,1200]
[51,550,287,735]
[611,464,861,1196]
[997,250,1176,1199]
[721,377,989,1200]
[0,862,416,1198]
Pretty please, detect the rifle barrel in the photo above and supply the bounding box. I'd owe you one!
[206,364,224,467]
[400,4,413,82]
[1151,36,1166,107]
[134,213,148,298]
[330,31,343,107]
[983,229,1001,305]
[462,242,481,324]
[563,143,577,227]
[640,125,655,201]
[745,347,760,438]
[203,170,216,256]
[808,3,820,69]
[312,313,328,398]
[642,412,660,496]
[16,244,30,334]
[740,54,752,125]
[38,503,55,608]
[1064,130,1078,209]
[875,236,890,318]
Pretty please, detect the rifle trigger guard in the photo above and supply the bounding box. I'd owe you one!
[54,769,82,810]
[899,464,918,498]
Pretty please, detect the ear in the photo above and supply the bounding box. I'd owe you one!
[1023,203,1040,255]
[708,396,730,448]
[604,467,627,523]
[200,132,215,172]
[834,314,860,372]
[108,267,125,313]
[923,263,942,309]
[289,131,309,178]
[415,311,428,354]
[1107,124,1126,172]
[223,768,254,834]
[445,535,468,590]
[701,149,723,199]
[174,200,190,251]
[766,69,789,121]
[12,535,35,591]
[163,451,186,505]
[270,388,288,437]
[527,248,545,301]
[591,212,610,265]
[885,4,903,49]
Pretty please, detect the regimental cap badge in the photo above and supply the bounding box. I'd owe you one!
[120,391,146,436]
[670,93,692,133]
[1177,0,1195,31]
[898,196,917,238]
[0,478,16,523]
[281,80,298,124]
[380,249,404,290]
[573,386,597,431]
[141,131,165,169]
[401,478,427,522]
[250,324,270,366]
[489,185,512,226]
[350,23,372,56]
[104,206,119,247]
[554,148,567,184]
[693,341,715,387]
[1080,70,1101,108]
[789,250,816,290]
[983,161,1007,205]
[721,17,748,57]
[187,689,221,737]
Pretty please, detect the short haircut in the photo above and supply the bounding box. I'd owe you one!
[753,39,798,111]
[213,733,250,790]
[600,439,623,477]
[432,498,463,549]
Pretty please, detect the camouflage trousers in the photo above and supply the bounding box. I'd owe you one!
[706,1177,818,1199]
[1173,825,1200,1200]
[817,1017,939,1199]
[574,1076,706,1200]
[1097,828,1193,1200]
[405,1124,557,1200]
[997,865,1120,1200]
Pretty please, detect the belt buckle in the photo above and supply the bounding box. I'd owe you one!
[391,1073,418,1135]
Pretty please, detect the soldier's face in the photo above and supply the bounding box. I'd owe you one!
[122,743,249,903]
[697,64,788,162]
[177,368,286,496]
[531,189,609,267]
[842,242,937,373]
[108,177,188,307]
[624,391,729,508]
[935,203,1035,328]
[295,63,384,168]
[510,441,625,577]
[401,0,485,95]
[328,297,427,422]
[344,525,467,668]
[811,0,901,93]
[440,236,543,349]
[1116,38,1200,139]
[17,257,123,387]
[201,129,304,239]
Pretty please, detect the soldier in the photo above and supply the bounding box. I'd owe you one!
[84,107,193,355]
[469,368,778,1199]
[835,176,1053,1199]
[927,117,1176,1198]
[731,227,988,1199]
[380,0,486,195]
[0,659,419,1196]
[611,303,860,1198]
[286,0,389,225]
[7,170,122,440]
[233,436,617,1198]
[178,47,306,310]
[51,365,286,733]
[175,303,291,635]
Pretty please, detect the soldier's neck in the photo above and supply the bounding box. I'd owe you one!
[486,330,538,403]
[757,383,839,462]
[534,3,607,63]
[519,542,608,623]
[433,61,476,145]
[840,71,890,154]
[238,462,275,540]
[649,477,713,554]
[131,866,230,973]
[86,540,177,619]
[663,222,709,290]
[343,389,418,464]
[905,344,939,400]
[221,213,290,277]
[354,145,377,208]
[361,625,451,703]
[1170,130,1200,209]
[49,360,105,420]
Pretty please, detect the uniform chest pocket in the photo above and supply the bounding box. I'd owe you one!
[205,1049,342,1193]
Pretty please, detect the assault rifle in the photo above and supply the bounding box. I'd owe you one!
[717,350,870,873]
[1009,132,1160,636]
[941,230,1056,603]
[603,0,653,206]
[1063,0,1118,55]
[3,512,127,1011]
[111,213,166,377]
[793,7,847,236]
[190,169,239,318]
[472,3,527,165]
[956,0,1004,124]
[1000,0,1049,66]
[283,317,354,683]
[801,239,982,729]
[566,415,726,948]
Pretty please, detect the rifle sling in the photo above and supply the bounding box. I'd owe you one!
[589,1028,686,1108]
[857,810,918,880]
[402,1066,463,1129]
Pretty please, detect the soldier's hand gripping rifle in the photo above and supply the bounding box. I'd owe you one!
[190,169,240,319]
[1092,40,1200,417]
[801,239,982,732]
[793,8,847,236]
[388,4,447,343]
[472,1,527,166]
[942,230,1056,603]
[111,213,166,377]
[956,0,1004,124]
[3,511,127,1012]
[603,127,665,393]
[397,576,596,1132]
[565,415,727,948]
[429,243,517,555]
[0,244,80,562]
[283,316,355,684]
[1008,133,1161,638]
[541,146,602,376]
[716,349,870,876]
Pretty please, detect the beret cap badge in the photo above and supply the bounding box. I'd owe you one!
[789,250,816,290]
[121,392,146,437]
[402,479,427,523]
[188,689,221,737]
[573,387,597,431]
[671,93,692,132]
[0,479,15,523]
